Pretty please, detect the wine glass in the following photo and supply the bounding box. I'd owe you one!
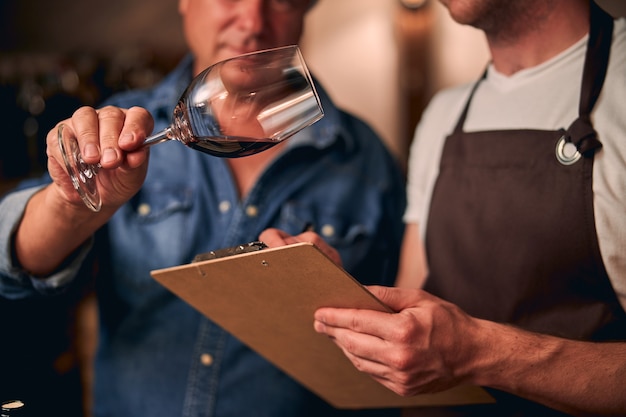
[58,45,324,212]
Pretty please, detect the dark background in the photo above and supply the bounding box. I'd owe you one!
[0,0,186,183]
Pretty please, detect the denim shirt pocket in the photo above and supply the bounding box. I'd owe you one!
[110,184,195,299]
[131,184,194,223]
[275,200,379,270]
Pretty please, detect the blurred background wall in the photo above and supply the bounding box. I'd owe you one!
[0,0,624,415]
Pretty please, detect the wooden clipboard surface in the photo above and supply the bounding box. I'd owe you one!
[151,242,493,409]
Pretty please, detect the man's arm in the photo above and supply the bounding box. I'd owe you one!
[472,317,626,417]
[394,223,428,288]
[314,286,626,416]
[12,106,153,277]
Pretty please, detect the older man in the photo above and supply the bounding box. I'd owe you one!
[0,1,406,416]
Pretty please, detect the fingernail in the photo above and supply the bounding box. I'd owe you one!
[314,321,326,333]
[101,148,118,164]
[83,143,99,159]
[119,133,133,146]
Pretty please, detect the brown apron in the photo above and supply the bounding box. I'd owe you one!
[422,2,626,415]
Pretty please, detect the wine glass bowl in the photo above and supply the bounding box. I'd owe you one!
[59,45,323,212]
[58,123,102,211]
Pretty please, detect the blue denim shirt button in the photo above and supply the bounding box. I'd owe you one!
[321,224,335,237]
[218,200,231,213]
[245,205,259,217]
[200,353,213,366]
[137,203,151,216]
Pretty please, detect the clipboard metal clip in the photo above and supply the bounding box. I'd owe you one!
[193,241,268,262]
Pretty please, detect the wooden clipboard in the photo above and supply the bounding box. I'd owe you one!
[150,242,493,409]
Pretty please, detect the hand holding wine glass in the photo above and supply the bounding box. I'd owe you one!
[58,45,323,212]
[49,106,153,212]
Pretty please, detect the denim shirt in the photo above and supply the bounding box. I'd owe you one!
[0,55,406,417]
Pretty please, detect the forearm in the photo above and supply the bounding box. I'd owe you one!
[394,223,428,288]
[14,185,112,276]
[473,320,626,416]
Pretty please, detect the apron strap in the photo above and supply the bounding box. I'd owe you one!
[566,1,614,156]
[579,1,614,120]
[451,69,487,135]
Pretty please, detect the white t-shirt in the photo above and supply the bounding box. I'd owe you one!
[405,18,626,309]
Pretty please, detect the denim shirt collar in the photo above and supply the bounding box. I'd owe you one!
[150,54,350,154]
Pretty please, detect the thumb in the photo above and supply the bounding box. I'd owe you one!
[367,285,424,312]
[259,228,293,247]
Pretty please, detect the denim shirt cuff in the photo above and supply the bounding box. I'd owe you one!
[0,186,93,296]
[28,238,92,293]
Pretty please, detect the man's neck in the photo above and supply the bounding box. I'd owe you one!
[487,1,590,75]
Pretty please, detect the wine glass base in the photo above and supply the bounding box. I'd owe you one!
[58,124,102,212]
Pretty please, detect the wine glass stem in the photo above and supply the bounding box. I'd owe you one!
[143,127,173,147]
